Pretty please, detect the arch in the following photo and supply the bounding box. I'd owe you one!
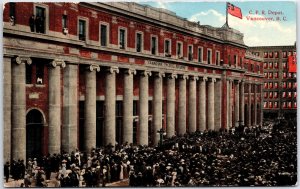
[26,108,45,159]
[26,107,47,125]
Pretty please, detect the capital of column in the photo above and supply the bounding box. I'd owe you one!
[107,66,119,74]
[179,74,189,80]
[167,73,178,79]
[208,77,216,83]
[199,76,208,82]
[153,72,165,78]
[50,59,66,68]
[189,75,199,80]
[140,70,152,77]
[124,68,136,75]
[87,64,100,72]
[15,56,32,65]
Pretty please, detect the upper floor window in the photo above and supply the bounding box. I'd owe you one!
[62,15,67,29]
[78,20,86,41]
[215,51,220,65]
[263,62,268,69]
[9,3,16,25]
[177,42,183,59]
[136,32,143,53]
[263,52,268,58]
[188,45,193,61]
[234,55,237,66]
[282,51,287,58]
[228,55,231,66]
[36,63,44,85]
[151,36,157,55]
[283,62,287,69]
[164,39,171,57]
[119,28,126,49]
[269,62,273,69]
[100,24,108,47]
[269,52,273,58]
[274,51,279,58]
[239,57,243,67]
[30,6,46,33]
[274,62,278,69]
[207,49,212,64]
[198,47,203,63]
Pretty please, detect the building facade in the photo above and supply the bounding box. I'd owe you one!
[3,2,263,162]
[248,45,297,119]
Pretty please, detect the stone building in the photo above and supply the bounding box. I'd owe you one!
[248,45,297,119]
[3,2,263,162]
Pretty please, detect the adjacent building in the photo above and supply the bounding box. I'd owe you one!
[248,45,297,120]
[3,2,264,162]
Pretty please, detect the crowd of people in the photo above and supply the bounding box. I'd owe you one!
[4,119,297,187]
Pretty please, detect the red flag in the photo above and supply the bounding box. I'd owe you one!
[288,55,297,73]
[227,2,242,19]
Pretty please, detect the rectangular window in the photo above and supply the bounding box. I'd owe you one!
[26,64,32,84]
[177,42,182,58]
[198,47,203,63]
[269,62,273,69]
[36,6,46,33]
[282,51,287,58]
[188,45,193,61]
[207,49,212,64]
[274,82,278,88]
[78,20,86,41]
[151,36,157,55]
[234,55,237,66]
[164,40,171,57]
[62,15,67,29]
[269,52,273,58]
[100,24,108,47]
[283,62,287,69]
[263,62,268,69]
[36,63,44,85]
[136,33,142,52]
[264,52,268,58]
[282,92,286,98]
[283,82,287,88]
[274,92,278,98]
[282,102,286,108]
[239,57,242,67]
[216,51,220,65]
[133,101,138,116]
[274,102,278,108]
[119,29,126,49]
[228,55,231,66]
[9,3,16,20]
[269,82,273,89]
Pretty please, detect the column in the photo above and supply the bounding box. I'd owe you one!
[248,83,252,126]
[123,68,136,144]
[4,56,12,162]
[198,77,207,131]
[254,84,257,125]
[227,79,233,128]
[139,71,151,145]
[12,56,31,161]
[207,78,215,130]
[188,75,198,133]
[234,80,240,127]
[260,84,263,126]
[178,74,188,135]
[83,65,100,152]
[214,79,222,131]
[166,73,177,138]
[49,59,65,154]
[153,72,164,146]
[239,81,245,126]
[104,66,119,147]
[62,63,79,153]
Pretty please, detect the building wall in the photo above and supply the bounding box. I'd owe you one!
[3,2,263,161]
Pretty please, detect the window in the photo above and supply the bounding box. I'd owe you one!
[35,6,46,33]
[216,51,220,65]
[78,20,86,41]
[274,82,278,89]
[133,101,138,116]
[234,55,237,66]
[283,82,287,88]
[274,92,278,98]
[288,92,292,98]
[282,51,287,58]
[269,82,273,89]
[136,32,143,52]
[264,82,268,89]
[274,72,278,78]
[288,102,292,108]
[274,102,278,108]
[268,62,273,69]
[151,36,157,55]
[264,73,268,78]
[164,39,171,57]
[294,92,297,98]
[198,47,203,63]
[119,28,126,49]
[62,15,67,29]
[288,82,292,89]
[239,57,243,67]
[274,51,279,58]
[177,42,183,59]
[207,49,212,64]
[264,52,268,58]
[263,102,267,108]
[100,24,108,47]
[269,92,273,98]
[288,72,292,78]
[268,72,273,78]
[274,62,278,69]
[264,92,268,98]
[36,63,44,85]
[188,45,193,61]
[294,102,297,108]
[26,64,32,84]
[228,55,231,66]
[9,3,16,25]
[283,62,287,69]
[282,92,286,98]
[283,72,287,78]
[294,82,297,88]
[263,62,268,69]
[269,102,273,108]
[148,101,152,115]
[282,102,287,108]
[269,52,273,58]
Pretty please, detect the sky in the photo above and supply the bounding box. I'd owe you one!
[140,1,297,47]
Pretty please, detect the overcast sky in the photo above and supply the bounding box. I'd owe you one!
[141,1,296,47]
